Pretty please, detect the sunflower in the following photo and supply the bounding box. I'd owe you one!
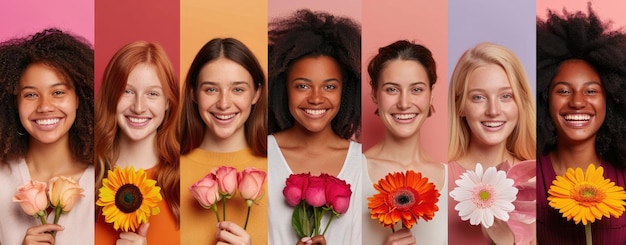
[548,164,626,225]
[97,166,162,232]
[368,170,440,229]
[449,163,518,228]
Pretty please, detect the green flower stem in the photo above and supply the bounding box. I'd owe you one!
[243,205,251,230]
[222,197,227,221]
[321,213,334,236]
[38,213,47,225]
[53,206,61,225]
[585,223,592,245]
[313,206,318,236]
[211,204,221,223]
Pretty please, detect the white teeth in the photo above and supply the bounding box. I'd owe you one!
[36,118,60,126]
[128,117,149,123]
[214,113,236,120]
[482,121,504,127]
[394,113,416,120]
[564,114,591,121]
[305,109,326,115]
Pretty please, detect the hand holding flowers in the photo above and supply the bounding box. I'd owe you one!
[282,173,352,239]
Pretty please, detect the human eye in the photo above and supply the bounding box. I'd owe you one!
[148,91,160,97]
[470,94,486,102]
[295,83,309,90]
[384,87,399,94]
[233,87,245,93]
[124,89,134,95]
[501,93,514,101]
[323,84,336,91]
[412,87,424,94]
[23,92,38,99]
[205,87,218,93]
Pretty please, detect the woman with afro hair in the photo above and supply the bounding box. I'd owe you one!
[0,29,94,244]
[267,9,362,245]
[537,5,626,244]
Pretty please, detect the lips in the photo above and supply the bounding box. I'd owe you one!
[304,109,327,115]
[128,117,149,123]
[212,113,237,120]
[481,121,505,128]
[563,113,591,122]
[392,113,417,120]
[35,118,60,126]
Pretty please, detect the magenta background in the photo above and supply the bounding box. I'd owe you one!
[0,0,94,44]
[537,0,626,26]
[361,0,448,163]
[94,0,180,95]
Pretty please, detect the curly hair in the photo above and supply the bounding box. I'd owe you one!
[268,9,361,139]
[0,28,93,164]
[367,40,437,116]
[537,5,626,168]
[95,41,180,225]
[181,38,267,157]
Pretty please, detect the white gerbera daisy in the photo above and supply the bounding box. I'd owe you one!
[449,163,518,228]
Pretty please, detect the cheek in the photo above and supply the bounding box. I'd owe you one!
[196,94,214,111]
[116,98,132,114]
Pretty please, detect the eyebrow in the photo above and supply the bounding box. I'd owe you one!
[467,86,512,93]
[290,77,340,83]
[198,81,252,86]
[382,81,427,87]
[21,82,69,90]
[551,81,602,87]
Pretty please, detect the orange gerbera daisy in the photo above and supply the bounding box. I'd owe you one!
[548,164,626,225]
[368,170,440,229]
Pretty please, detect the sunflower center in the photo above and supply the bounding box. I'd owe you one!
[388,187,418,210]
[573,184,606,206]
[472,184,495,208]
[115,184,144,213]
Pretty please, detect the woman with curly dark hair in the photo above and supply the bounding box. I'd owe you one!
[537,5,626,244]
[267,9,362,245]
[0,29,94,244]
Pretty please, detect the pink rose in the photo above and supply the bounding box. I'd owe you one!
[283,173,311,206]
[305,175,326,207]
[189,173,221,208]
[48,176,84,212]
[13,180,48,216]
[212,166,238,197]
[323,174,352,214]
[238,167,267,203]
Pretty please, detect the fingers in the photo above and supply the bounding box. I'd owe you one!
[215,221,251,245]
[117,223,149,245]
[384,228,416,245]
[22,224,64,245]
[309,235,326,245]
[136,223,150,237]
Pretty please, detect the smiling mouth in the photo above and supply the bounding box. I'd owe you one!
[393,113,416,120]
[36,118,60,126]
[482,121,505,128]
[128,117,149,123]
[564,114,591,122]
[304,109,327,115]
[213,113,237,120]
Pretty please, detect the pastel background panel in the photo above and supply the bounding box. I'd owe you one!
[537,0,626,26]
[0,0,94,44]
[448,0,536,94]
[269,0,361,23]
[94,0,180,94]
[361,0,448,163]
[180,0,268,83]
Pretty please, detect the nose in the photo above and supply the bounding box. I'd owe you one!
[485,98,501,117]
[396,91,410,110]
[130,94,146,114]
[36,95,55,113]
[568,91,587,109]
[216,91,232,110]
[307,87,323,105]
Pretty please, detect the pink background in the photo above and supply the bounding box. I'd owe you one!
[537,0,626,26]
[94,0,180,95]
[361,0,448,163]
[0,0,94,44]
[269,0,361,23]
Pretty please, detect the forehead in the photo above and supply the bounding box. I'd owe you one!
[127,63,163,88]
[379,59,428,84]
[288,55,342,80]
[198,58,253,84]
[551,59,601,86]
[19,62,69,87]
[466,63,510,90]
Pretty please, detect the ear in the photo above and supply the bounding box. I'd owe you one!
[251,84,261,105]
[370,89,378,104]
[165,100,170,111]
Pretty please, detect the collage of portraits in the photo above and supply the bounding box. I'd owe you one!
[1,0,626,244]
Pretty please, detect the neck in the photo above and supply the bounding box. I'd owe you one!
[551,139,601,171]
[376,131,431,166]
[117,134,159,169]
[199,127,248,152]
[460,141,512,168]
[26,136,83,181]
[286,123,345,147]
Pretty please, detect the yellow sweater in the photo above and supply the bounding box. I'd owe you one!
[180,147,268,244]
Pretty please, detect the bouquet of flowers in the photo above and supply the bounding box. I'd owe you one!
[13,176,84,237]
[367,170,440,231]
[548,164,626,245]
[96,166,162,232]
[189,166,267,229]
[282,173,352,238]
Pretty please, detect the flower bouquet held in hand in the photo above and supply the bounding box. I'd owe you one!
[189,166,267,230]
[450,163,518,228]
[548,164,626,245]
[13,177,84,237]
[367,170,440,232]
[282,173,352,239]
[96,166,162,232]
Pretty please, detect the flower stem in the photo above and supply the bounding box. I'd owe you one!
[313,206,318,236]
[222,197,226,221]
[38,213,47,225]
[321,213,334,236]
[53,206,61,224]
[243,205,251,230]
[585,223,592,245]
[212,204,221,223]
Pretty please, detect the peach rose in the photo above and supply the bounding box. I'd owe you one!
[13,180,48,216]
[189,173,221,208]
[212,166,239,197]
[238,167,267,203]
[48,176,84,212]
